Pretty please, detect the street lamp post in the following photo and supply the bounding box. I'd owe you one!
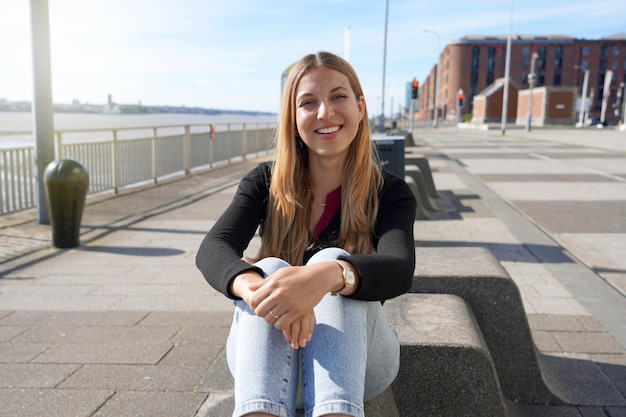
[379,0,389,133]
[501,0,514,135]
[526,52,538,132]
[575,65,590,127]
[424,30,441,128]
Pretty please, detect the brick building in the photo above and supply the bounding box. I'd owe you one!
[415,33,626,125]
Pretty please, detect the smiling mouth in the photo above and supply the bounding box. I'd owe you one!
[315,125,341,134]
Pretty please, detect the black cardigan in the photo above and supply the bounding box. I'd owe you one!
[196,162,417,302]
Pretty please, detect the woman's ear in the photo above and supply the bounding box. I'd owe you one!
[357,95,365,122]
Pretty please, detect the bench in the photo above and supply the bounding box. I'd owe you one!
[410,247,565,406]
[385,293,506,417]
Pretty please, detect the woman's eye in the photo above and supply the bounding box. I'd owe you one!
[333,94,348,100]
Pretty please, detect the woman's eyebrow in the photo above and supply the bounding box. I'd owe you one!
[297,86,348,99]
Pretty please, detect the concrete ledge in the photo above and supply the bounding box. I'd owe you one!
[385,293,507,417]
[404,156,441,200]
[411,246,564,405]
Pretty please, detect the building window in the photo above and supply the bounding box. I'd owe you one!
[600,60,607,71]
[537,57,546,70]
[614,46,620,56]
[472,57,479,69]
[553,72,561,86]
[537,73,545,86]
[522,73,528,84]
[539,46,547,56]
[602,45,608,56]
[487,72,495,85]
[555,57,562,69]
[523,59,529,70]
[487,57,495,70]
[488,46,496,57]
[582,46,590,56]
[556,45,563,57]
[471,71,478,84]
[613,61,620,70]
[523,46,530,55]
[472,46,480,57]
[582,60,589,70]
[624,60,626,71]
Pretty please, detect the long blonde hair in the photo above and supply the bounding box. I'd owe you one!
[256,52,382,265]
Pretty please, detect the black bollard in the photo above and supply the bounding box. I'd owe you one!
[44,159,89,248]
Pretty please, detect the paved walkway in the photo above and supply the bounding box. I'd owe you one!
[0,127,625,416]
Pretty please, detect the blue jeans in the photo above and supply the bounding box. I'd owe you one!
[226,248,400,417]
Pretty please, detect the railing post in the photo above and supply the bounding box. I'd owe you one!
[112,129,120,194]
[209,127,214,169]
[152,127,157,184]
[55,131,63,159]
[227,124,232,163]
[183,125,191,175]
[242,123,248,160]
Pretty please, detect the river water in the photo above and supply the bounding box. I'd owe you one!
[0,112,278,148]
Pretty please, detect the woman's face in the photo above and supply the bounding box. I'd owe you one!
[294,66,364,164]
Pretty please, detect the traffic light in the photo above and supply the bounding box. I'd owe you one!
[457,90,464,107]
[411,79,419,99]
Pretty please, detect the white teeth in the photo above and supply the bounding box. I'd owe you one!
[316,126,340,134]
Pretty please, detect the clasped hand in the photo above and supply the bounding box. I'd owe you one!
[243,263,333,349]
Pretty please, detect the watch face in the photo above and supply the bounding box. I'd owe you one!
[346,271,355,286]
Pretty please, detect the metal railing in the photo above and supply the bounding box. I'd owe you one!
[0,122,276,216]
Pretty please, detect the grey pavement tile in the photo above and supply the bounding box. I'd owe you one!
[505,402,584,417]
[514,201,626,234]
[197,350,233,393]
[540,354,626,406]
[92,391,207,417]
[577,406,612,416]
[0,363,80,388]
[532,330,563,352]
[0,388,114,417]
[0,342,50,363]
[604,273,626,297]
[479,173,621,182]
[159,342,221,368]
[526,296,590,316]
[0,325,28,342]
[109,293,234,312]
[552,332,625,354]
[606,407,626,417]
[171,325,229,345]
[0,294,126,311]
[195,391,234,417]
[0,310,148,326]
[139,310,232,327]
[13,324,180,344]
[590,355,626,399]
[528,314,587,332]
[32,342,173,365]
[90,283,208,297]
[37,272,152,285]
[59,364,207,392]
[579,315,609,332]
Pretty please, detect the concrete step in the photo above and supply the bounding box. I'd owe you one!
[385,293,507,417]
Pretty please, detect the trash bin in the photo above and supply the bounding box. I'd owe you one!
[44,159,89,248]
[373,136,405,178]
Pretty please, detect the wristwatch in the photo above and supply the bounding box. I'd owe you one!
[331,260,356,296]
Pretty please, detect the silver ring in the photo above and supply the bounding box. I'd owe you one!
[269,310,280,319]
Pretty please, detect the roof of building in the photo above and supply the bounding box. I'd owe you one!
[449,33,626,44]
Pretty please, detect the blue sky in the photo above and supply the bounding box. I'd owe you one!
[1,0,625,114]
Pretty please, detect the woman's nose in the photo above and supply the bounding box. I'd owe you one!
[317,100,335,119]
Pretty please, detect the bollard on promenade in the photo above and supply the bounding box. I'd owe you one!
[44,159,89,248]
